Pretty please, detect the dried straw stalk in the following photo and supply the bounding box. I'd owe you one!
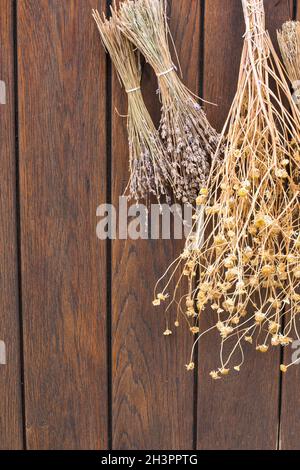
[117,0,220,204]
[278,21,300,108]
[154,0,300,377]
[93,7,173,204]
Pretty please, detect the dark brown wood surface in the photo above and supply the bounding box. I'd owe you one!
[0,0,299,451]
[197,0,291,451]
[0,0,23,450]
[17,0,108,449]
[279,0,300,452]
[111,0,199,451]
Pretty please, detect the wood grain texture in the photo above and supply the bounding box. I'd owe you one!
[196,0,288,450]
[17,0,108,449]
[279,0,300,452]
[0,0,24,450]
[0,0,298,450]
[111,0,201,451]
[280,345,300,449]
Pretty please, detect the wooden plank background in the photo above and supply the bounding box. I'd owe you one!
[17,0,108,450]
[197,0,290,451]
[0,0,23,450]
[280,0,300,452]
[111,0,198,450]
[0,0,299,450]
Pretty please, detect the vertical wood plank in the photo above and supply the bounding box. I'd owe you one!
[0,0,23,450]
[17,0,108,449]
[111,0,200,450]
[279,0,300,451]
[197,0,288,450]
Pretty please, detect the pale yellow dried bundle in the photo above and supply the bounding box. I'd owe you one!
[154,0,300,378]
[93,7,173,204]
[118,0,220,204]
[278,21,300,108]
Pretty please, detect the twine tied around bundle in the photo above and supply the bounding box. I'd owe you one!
[157,66,176,77]
[126,86,141,94]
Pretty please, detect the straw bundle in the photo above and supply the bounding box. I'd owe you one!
[93,7,173,204]
[118,0,220,204]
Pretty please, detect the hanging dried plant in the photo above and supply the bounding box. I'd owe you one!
[278,21,300,108]
[117,0,220,204]
[154,0,300,377]
[93,7,174,204]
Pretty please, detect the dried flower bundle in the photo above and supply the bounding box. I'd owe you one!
[278,21,300,108]
[154,0,300,377]
[117,0,220,204]
[93,7,173,203]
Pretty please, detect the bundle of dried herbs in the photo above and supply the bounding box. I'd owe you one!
[93,7,173,204]
[154,0,300,377]
[118,0,220,204]
[278,21,300,108]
